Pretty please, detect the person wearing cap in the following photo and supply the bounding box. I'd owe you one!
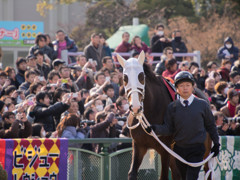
[16,57,27,86]
[152,71,220,180]
[220,88,239,117]
[52,59,65,71]
[217,58,232,82]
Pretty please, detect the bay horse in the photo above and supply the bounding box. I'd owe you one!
[117,51,212,180]
[117,51,180,180]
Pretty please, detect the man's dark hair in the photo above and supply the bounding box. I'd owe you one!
[35,34,47,45]
[95,111,107,123]
[207,61,217,70]
[4,85,16,95]
[116,96,127,110]
[84,108,94,120]
[0,71,7,78]
[2,112,15,121]
[33,49,44,57]
[24,70,36,79]
[189,61,199,70]
[59,65,70,74]
[173,29,181,36]
[101,67,111,75]
[165,59,177,70]
[80,89,88,97]
[102,56,112,64]
[36,92,50,103]
[56,30,65,34]
[16,57,27,67]
[103,84,114,93]
[94,72,105,81]
[155,23,164,30]
[48,70,60,81]
[53,88,69,103]
[30,82,43,94]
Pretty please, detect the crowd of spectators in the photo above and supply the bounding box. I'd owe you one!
[0,23,239,153]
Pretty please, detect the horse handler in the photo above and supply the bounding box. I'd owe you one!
[152,71,220,180]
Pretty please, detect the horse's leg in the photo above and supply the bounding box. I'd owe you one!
[128,141,147,180]
[204,133,212,180]
[169,155,181,180]
[155,147,170,180]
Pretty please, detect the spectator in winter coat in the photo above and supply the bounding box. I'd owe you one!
[114,32,132,61]
[52,30,78,63]
[220,89,239,117]
[18,70,36,96]
[171,30,188,62]
[90,112,118,153]
[151,24,171,61]
[84,33,107,70]
[31,92,71,133]
[34,50,51,80]
[29,34,55,63]
[162,58,180,80]
[131,36,151,57]
[211,81,228,111]
[217,37,239,65]
[0,112,32,138]
[57,114,85,139]
[16,58,27,86]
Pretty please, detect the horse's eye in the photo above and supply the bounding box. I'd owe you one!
[123,74,128,86]
[138,72,144,85]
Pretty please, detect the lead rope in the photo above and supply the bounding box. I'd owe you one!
[128,112,215,179]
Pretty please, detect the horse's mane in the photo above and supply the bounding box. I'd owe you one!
[143,63,163,86]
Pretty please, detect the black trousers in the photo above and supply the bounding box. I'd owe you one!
[174,144,205,180]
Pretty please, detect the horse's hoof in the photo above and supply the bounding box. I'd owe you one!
[128,174,137,180]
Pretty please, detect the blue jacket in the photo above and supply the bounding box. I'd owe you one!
[217,37,239,64]
[61,126,85,139]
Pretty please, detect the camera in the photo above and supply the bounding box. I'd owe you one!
[115,116,127,122]
[80,120,95,126]
[223,117,240,123]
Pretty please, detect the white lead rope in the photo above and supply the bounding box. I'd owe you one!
[127,112,215,179]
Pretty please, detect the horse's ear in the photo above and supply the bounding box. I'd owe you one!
[138,50,145,65]
[116,53,126,68]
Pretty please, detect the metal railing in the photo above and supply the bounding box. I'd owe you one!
[61,50,201,66]
[67,138,163,180]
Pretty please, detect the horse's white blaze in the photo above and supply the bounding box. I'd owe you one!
[117,51,146,113]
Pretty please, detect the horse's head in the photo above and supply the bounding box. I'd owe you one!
[117,51,145,115]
